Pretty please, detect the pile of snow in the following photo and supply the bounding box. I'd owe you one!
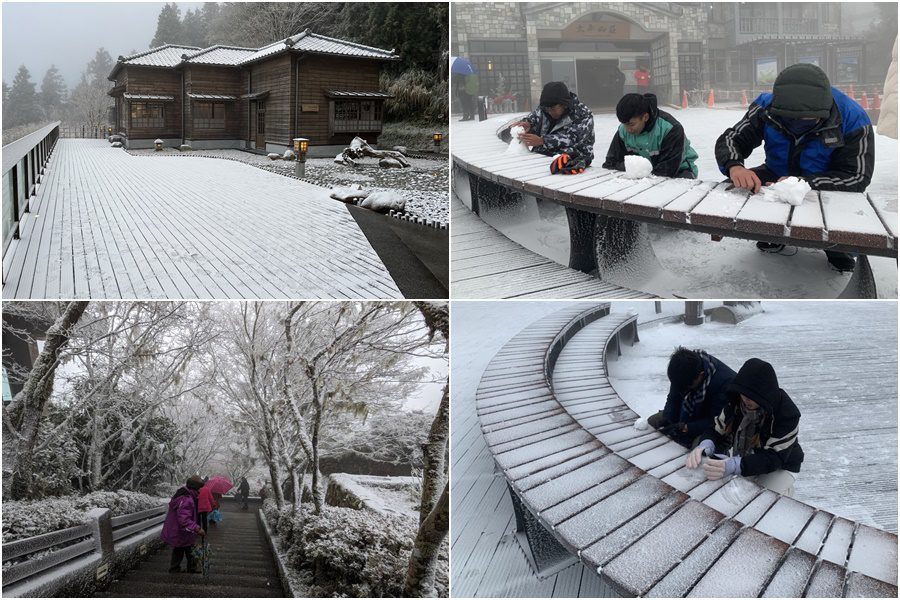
[392,145,408,155]
[330,184,369,203]
[360,190,405,213]
[267,152,281,160]
[282,149,295,161]
[623,155,653,179]
[505,126,531,156]
[762,176,811,206]
[633,417,649,431]
[111,141,123,148]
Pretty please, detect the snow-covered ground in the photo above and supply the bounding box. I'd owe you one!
[455,109,898,298]
[453,301,897,533]
[128,148,449,224]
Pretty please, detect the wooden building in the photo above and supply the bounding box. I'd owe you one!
[108,30,397,153]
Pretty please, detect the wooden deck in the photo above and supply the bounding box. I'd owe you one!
[2,139,403,299]
[452,120,897,258]
[451,197,655,299]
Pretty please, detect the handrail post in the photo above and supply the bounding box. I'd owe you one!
[87,508,114,585]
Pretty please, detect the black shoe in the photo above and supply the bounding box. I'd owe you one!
[756,241,786,252]
[825,250,856,272]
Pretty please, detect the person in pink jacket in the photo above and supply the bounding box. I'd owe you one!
[197,477,214,533]
[161,475,205,573]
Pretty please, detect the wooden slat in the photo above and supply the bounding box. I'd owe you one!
[661,180,718,223]
[622,178,700,218]
[688,185,752,229]
[821,191,891,249]
[734,195,793,237]
[788,190,826,241]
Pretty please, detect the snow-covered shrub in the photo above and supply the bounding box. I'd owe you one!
[283,149,296,161]
[379,69,447,122]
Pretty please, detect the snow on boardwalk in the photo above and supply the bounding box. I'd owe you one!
[2,140,402,299]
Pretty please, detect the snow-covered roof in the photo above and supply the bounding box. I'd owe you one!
[188,93,238,101]
[326,90,393,99]
[121,45,201,68]
[183,45,257,66]
[291,32,398,60]
[123,93,175,102]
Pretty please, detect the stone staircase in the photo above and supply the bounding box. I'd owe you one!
[98,501,285,598]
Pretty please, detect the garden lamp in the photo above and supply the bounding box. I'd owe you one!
[154,139,163,151]
[433,132,443,150]
[293,137,309,177]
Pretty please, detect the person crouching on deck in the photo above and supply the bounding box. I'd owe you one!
[686,358,804,497]
[714,63,874,272]
[602,93,699,179]
[648,347,736,448]
[509,81,595,175]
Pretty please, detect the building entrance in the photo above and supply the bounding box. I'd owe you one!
[575,59,624,110]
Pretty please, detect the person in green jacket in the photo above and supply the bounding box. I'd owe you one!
[603,93,698,178]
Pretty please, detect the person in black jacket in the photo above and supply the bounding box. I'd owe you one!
[647,347,736,448]
[686,358,804,496]
[715,63,874,272]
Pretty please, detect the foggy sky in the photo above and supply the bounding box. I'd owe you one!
[2,2,202,88]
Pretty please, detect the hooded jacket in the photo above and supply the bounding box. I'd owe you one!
[198,485,214,513]
[523,92,596,165]
[160,486,200,548]
[715,72,874,192]
[662,354,736,438]
[603,93,699,177]
[704,358,804,476]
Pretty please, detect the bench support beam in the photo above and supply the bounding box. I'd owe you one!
[507,483,577,579]
[837,254,878,299]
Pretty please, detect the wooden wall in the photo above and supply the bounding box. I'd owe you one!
[123,66,182,139]
[184,65,244,140]
[247,54,294,147]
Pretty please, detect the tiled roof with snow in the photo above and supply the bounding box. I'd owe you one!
[184,46,257,66]
[292,33,397,60]
[120,44,201,68]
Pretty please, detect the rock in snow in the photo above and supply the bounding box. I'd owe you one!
[379,157,405,169]
[267,153,281,160]
[282,149,296,161]
[330,184,370,203]
[623,155,653,179]
[360,190,405,213]
[763,176,811,206]
[505,126,531,155]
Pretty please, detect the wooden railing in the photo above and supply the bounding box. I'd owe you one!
[2,121,60,257]
[58,125,111,139]
[1,503,166,597]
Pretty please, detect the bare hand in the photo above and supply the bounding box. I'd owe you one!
[703,458,727,480]
[518,133,544,147]
[509,121,531,132]
[685,446,705,469]
[728,165,762,194]
[198,528,206,537]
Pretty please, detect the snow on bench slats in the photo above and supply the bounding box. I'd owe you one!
[553,475,672,549]
[621,178,700,218]
[761,548,817,597]
[602,178,663,210]
[700,479,764,518]
[614,435,669,459]
[490,422,582,455]
[821,191,891,249]
[788,190,826,241]
[580,492,689,570]
[599,499,722,595]
[754,495,816,545]
[569,177,642,207]
[818,516,855,566]
[846,524,899,585]
[867,192,898,247]
[505,440,605,482]
[478,399,562,427]
[546,171,618,200]
[735,195,793,237]
[480,407,566,434]
[540,467,644,526]
[688,186,752,229]
[805,559,846,597]
[686,476,730,501]
[661,181,718,223]
[476,393,554,416]
[517,447,609,492]
[688,528,789,597]
[526,452,632,512]
[733,488,780,526]
[645,519,743,598]
[793,510,834,555]
[845,571,900,597]
[647,454,689,479]
[494,428,597,470]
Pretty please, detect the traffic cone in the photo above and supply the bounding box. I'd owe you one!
[740,90,748,107]
[860,92,869,110]
[682,90,688,109]
[849,84,855,99]
[707,89,715,108]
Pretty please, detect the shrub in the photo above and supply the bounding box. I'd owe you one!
[380,69,448,123]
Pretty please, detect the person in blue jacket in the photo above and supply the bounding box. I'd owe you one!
[715,63,875,272]
[647,347,736,448]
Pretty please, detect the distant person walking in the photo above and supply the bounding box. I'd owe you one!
[161,476,205,573]
[239,477,250,510]
[198,477,214,533]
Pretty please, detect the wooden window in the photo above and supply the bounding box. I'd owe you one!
[332,100,383,132]
[130,103,164,128]
[195,102,225,129]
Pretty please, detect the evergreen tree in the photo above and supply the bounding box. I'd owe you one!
[40,65,68,122]
[182,8,206,47]
[70,48,115,129]
[2,81,10,126]
[150,2,183,47]
[6,65,43,128]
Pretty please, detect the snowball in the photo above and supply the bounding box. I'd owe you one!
[330,185,369,203]
[360,190,405,213]
[633,417,649,431]
[267,152,281,160]
[505,126,531,155]
[623,155,653,179]
[762,176,811,206]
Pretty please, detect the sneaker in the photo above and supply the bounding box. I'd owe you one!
[825,250,856,272]
[756,241,786,252]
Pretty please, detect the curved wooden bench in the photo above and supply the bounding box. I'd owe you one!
[453,119,896,298]
[476,305,897,597]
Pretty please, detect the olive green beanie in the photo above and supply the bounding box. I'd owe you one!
[770,63,834,118]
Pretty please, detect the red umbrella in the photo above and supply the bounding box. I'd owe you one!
[205,476,233,494]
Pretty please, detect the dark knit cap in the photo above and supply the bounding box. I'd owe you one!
[540,81,571,108]
[770,63,834,118]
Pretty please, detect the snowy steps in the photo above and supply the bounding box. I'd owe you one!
[453,122,897,258]
[475,305,897,597]
[451,196,656,299]
[2,139,402,299]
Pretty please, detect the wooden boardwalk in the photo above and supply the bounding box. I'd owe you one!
[451,197,655,299]
[2,140,402,299]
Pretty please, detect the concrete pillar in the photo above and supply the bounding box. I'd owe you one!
[684,301,704,326]
[87,508,114,560]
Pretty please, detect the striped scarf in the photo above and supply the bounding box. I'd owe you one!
[682,351,715,418]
